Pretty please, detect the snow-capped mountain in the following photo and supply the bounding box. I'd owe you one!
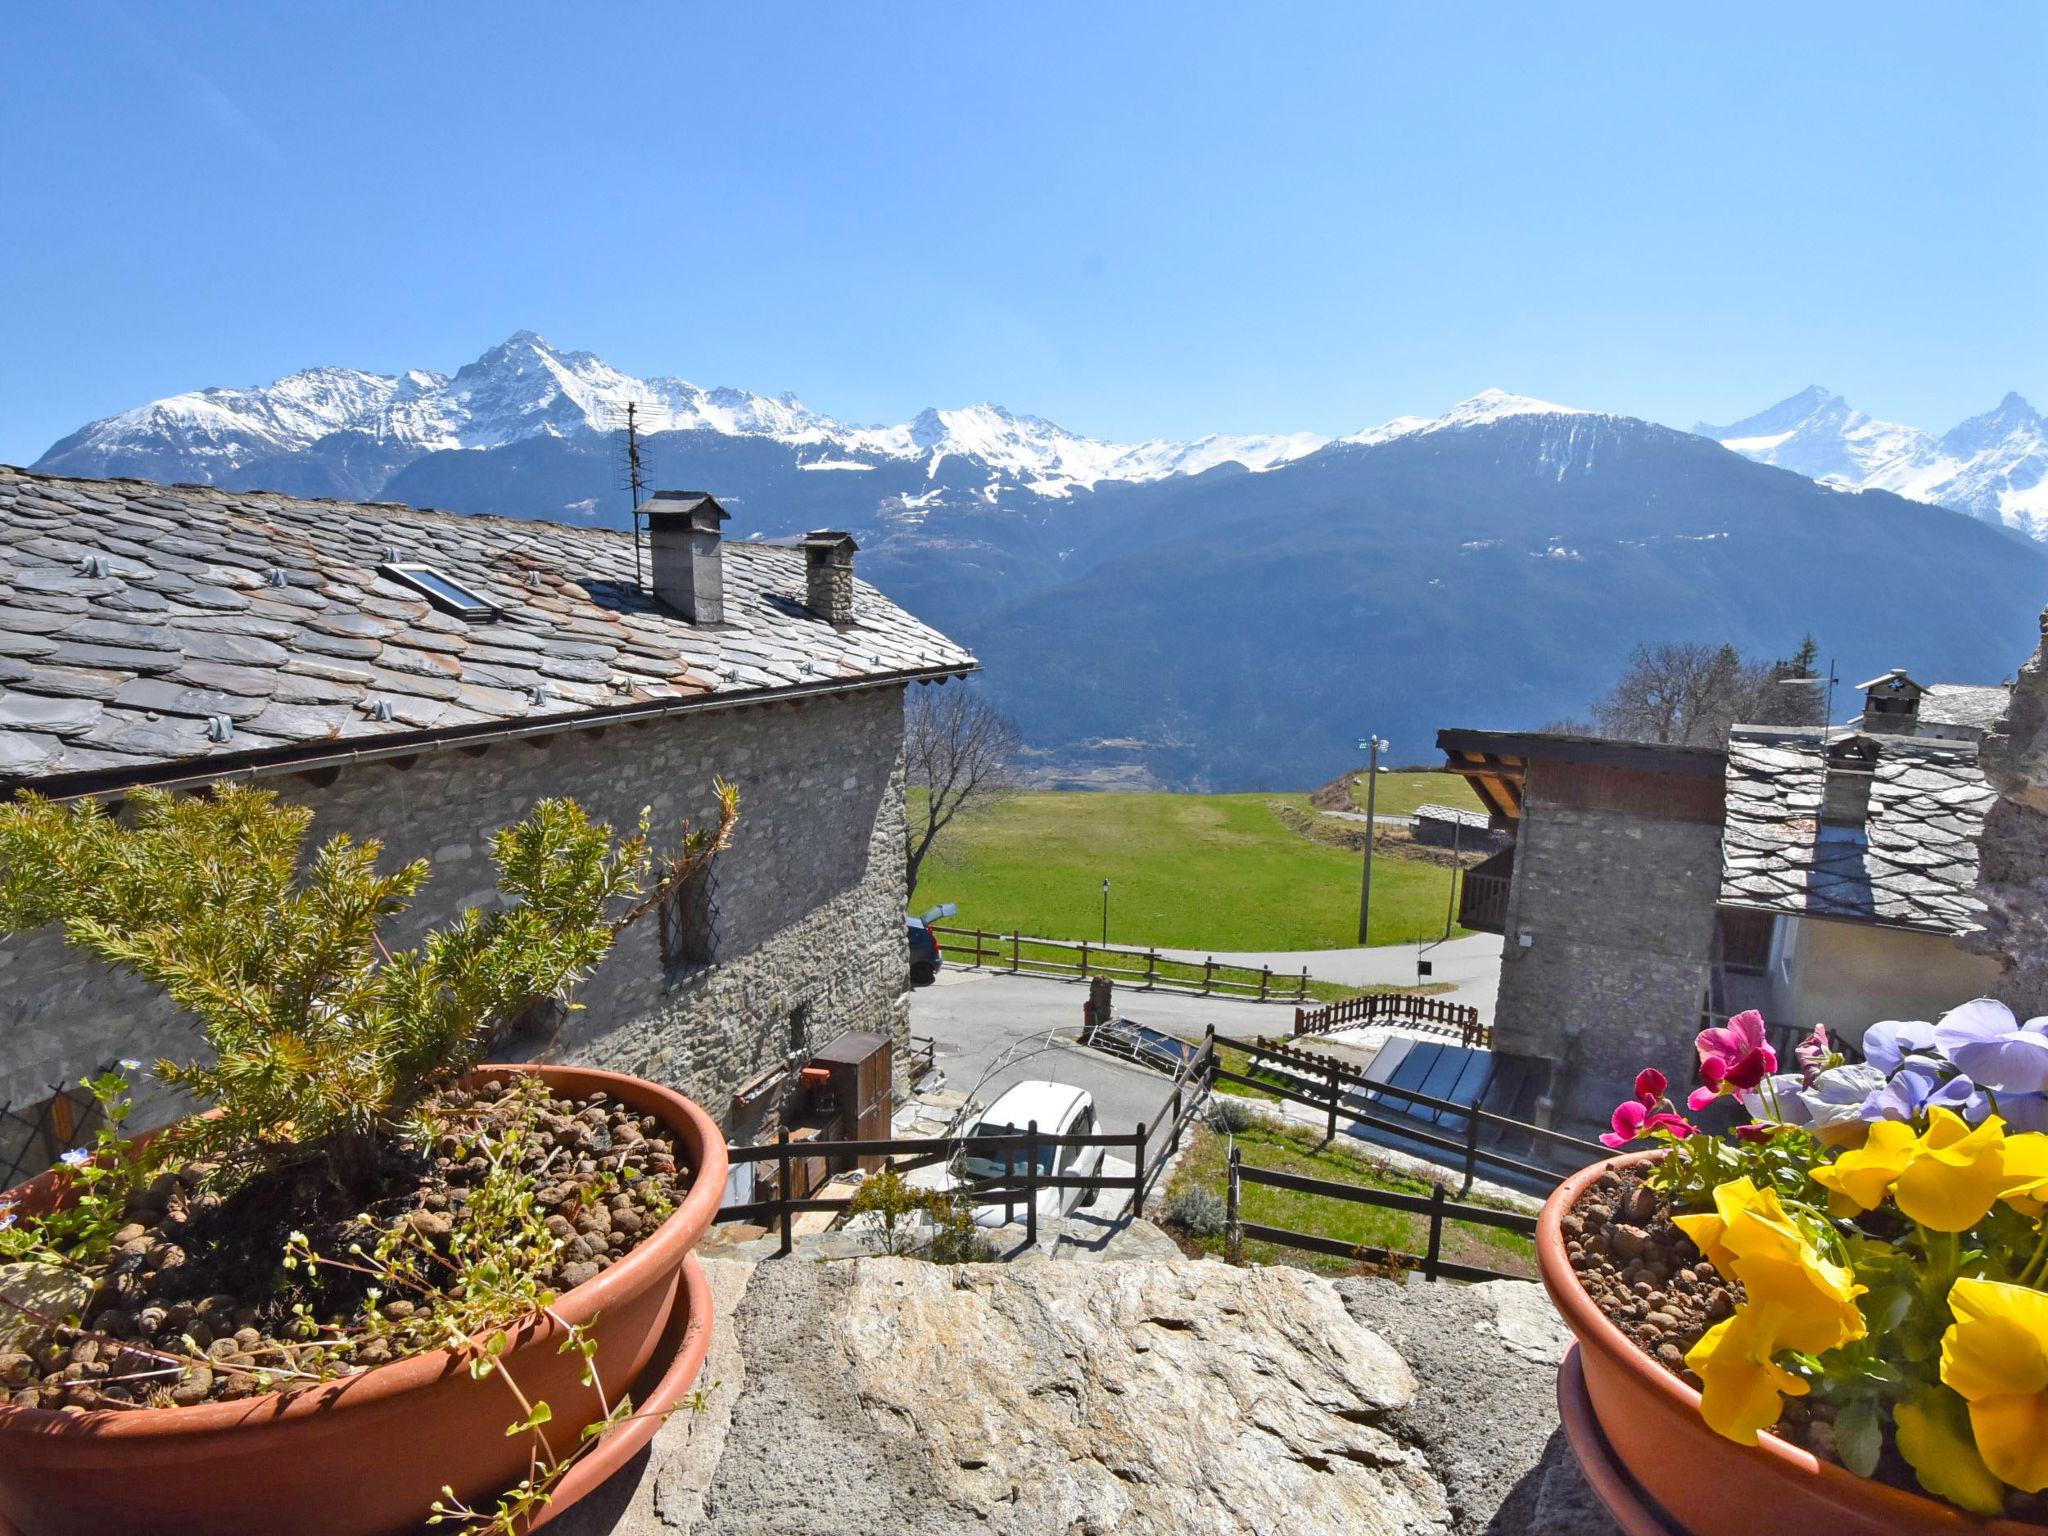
[37,330,1632,509]
[1698,387,2048,538]
[33,331,1345,501]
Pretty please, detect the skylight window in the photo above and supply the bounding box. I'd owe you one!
[378,563,496,621]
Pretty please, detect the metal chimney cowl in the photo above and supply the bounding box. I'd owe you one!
[643,490,730,625]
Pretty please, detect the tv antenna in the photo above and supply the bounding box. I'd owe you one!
[1776,656,1839,727]
[612,402,653,590]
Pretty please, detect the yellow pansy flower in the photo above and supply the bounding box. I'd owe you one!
[1687,1305,1812,1443]
[1999,1132,2048,1219]
[1679,1177,1867,1444]
[1672,1175,1763,1274]
[1940,1277,2048,1494]
[1810,1120,1918,1216]
[1895,1110,2015,1232]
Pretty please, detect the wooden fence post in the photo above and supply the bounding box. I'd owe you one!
[1025,1120,1039,1247]
[776,1130,793,1258]
[1258,965,1270,1002]
[1460,1112,1481,1198]
[1080,941,1090,978]
[1147,948,1158,988]
[1011,932,1020,972]
[1226,1144,1242,1264]
[1203,957,1215,996]
[1425,1182,1445,1282]
[1168,1085,1183,1158]
[1293,1005,1305,1036]
[1324,1060,1339,1142]
[1132,1120,1148,1216]
[1296,967,1308,1003]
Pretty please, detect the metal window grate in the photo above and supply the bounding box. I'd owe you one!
[0,1081,109,1190]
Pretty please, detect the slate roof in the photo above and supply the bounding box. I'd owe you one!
[1410,802,1491,831]
[1720,725,1994,934]
[0,467,975,793]
[1918,684,2010,737]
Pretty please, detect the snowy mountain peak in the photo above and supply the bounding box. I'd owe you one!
[1705,388,2048,539]
[1340,388,1586,446]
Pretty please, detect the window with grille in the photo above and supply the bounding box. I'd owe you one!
[660,863,719,969]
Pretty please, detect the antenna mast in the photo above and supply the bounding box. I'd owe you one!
[614,402,652,590]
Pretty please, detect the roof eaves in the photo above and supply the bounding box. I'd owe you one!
[7,659,976,803]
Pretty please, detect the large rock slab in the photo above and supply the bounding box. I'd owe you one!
[1336,1277,1618,1536]
[560,1256,1612,1536]
[692,1256,1449,1536]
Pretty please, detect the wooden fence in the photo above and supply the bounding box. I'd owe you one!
[1212,1035,1606,1195]
[720,1030,1218,1254]
[930,926,1311,1003]
[1293,990,1486,1047]
[1225,1148,1538,1283]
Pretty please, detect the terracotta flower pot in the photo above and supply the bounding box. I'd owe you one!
[0,1063,728,1536]
[1538,1151,2045,1536]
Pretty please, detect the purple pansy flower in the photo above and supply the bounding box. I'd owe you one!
[1930,998,2048,1096]
[1862,1019,1938,1076]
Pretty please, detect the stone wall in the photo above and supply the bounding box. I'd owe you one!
[1967,607,2048,1014]
[1494,760,1724,1130]
[0,684,913,1156]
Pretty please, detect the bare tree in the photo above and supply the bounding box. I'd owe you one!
[904,686,1021,898]
[1586,636,1824,745]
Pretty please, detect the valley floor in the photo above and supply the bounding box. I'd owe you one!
[911,779,1481,952]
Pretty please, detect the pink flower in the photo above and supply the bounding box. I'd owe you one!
[1795,1023,1830,1085]
[1599,1068,1695,1148]
[1600,1100,1694,1149]
[1687,1010,1778,1110]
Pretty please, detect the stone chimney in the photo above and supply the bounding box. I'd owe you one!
[644,491,730,624]
[802,531,858,627]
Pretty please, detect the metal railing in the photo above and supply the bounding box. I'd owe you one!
[722,1030,1219,1254]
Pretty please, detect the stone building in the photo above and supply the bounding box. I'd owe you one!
[1436,730,1728,1130]
[0,468,973,1179]
[1439,667,2010,1133]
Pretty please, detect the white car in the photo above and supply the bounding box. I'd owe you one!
[930,1080,1107,1229]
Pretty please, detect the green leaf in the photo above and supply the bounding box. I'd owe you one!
[506,1400,553,1436]
[1836,1400,1882,1478]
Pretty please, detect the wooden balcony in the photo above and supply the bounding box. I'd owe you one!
[1458,847,1514,935]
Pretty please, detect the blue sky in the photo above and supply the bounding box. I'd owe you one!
[3,1,2042,463]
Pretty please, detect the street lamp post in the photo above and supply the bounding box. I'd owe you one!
[1356,735,1387,945]
[1101,878,1110,947]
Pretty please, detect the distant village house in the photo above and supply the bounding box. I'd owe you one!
[1438,667,2007,1133]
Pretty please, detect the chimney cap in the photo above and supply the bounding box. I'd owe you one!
[801,529,859,554]
[643,490,731,529]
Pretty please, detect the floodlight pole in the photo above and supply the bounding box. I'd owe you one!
[1356,736,1388,945]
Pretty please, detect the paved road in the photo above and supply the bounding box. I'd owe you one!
[1156,932,1502,1020]
[908,968,1254,1136]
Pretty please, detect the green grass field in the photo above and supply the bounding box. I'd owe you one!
[1163,1118,1535,1279]
[911,789,1466,951]
[1345,770,1486,818]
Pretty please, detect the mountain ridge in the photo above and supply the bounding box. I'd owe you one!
[1699,386,2048,537]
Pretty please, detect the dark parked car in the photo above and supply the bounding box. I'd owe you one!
[907,917,941,984]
